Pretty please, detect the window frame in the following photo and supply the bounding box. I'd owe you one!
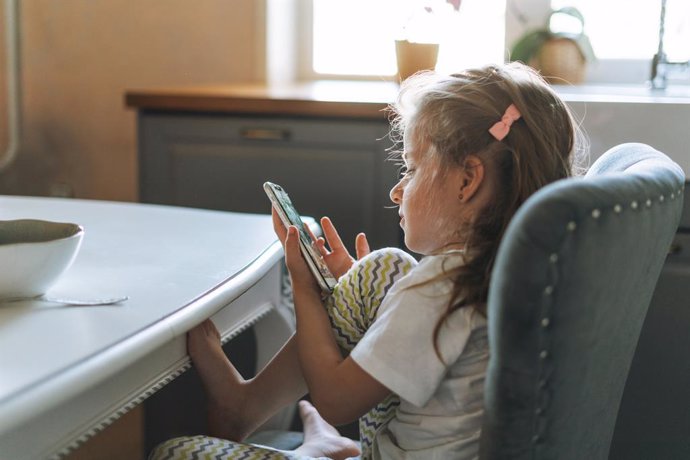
[279,0,682,86]
[294,0,401,82]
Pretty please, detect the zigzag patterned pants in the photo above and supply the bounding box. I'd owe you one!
[149,248,417,460]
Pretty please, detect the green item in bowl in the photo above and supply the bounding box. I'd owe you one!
[0,219,83,244]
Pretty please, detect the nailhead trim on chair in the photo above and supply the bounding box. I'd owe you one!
[534,238,561,444]
[529,182,686,448]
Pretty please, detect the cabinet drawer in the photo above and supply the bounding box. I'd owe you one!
[140,112,391,147]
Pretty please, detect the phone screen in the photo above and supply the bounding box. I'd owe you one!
[264,182,337,292]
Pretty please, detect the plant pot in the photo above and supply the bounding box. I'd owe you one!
[395,40,439,82]
[530,37,586,84]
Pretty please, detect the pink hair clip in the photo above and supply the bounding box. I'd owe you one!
[489,104,521,141]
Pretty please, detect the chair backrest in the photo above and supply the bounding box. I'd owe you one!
[479,143,685,460]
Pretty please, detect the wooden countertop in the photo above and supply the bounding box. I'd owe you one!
[125,80,400,119]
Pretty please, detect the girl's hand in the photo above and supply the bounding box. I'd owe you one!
[271,206,289,244]
[272,208,320,293]
[271,208,370,281]
[314,216,370,279]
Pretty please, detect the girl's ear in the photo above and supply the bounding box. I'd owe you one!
[458,155,485,202]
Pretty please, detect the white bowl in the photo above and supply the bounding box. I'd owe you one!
[0,219,84,300]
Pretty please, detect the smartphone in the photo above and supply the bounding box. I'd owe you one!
[264,182,337,293]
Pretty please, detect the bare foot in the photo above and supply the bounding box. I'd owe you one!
[293,401,360,460]
[187,320,256,440]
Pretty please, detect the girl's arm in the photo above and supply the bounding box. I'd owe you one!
[283,225,391,425]
[190,209,373,440]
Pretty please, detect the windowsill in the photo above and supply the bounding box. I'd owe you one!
[553,83,690,104]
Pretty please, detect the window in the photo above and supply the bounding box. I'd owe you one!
[550,0,689,61]
[547,0,689,83]
[307,0,505,79]
[284,0,689,84]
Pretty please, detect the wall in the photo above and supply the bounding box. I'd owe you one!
[0,0,265,201]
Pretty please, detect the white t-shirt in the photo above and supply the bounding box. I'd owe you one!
[350,252,488,460]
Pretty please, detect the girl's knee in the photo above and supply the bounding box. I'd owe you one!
[355,247,417,274]
[343,247,417,305]
[325,248,416,345]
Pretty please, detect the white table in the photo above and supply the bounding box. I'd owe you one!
[0,196,294,459]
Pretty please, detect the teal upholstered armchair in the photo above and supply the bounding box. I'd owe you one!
[480,143,684,459]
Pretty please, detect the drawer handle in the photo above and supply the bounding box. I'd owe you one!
[240,128,291,141]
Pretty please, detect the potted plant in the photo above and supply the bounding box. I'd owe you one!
[395,0,462,81]
[510,7,595,84]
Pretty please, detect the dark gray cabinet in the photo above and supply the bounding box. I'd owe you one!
[137,111,402,252]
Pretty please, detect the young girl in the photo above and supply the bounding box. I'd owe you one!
[150,62,583,460]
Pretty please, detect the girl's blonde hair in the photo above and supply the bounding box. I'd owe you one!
[388,62,586,356]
